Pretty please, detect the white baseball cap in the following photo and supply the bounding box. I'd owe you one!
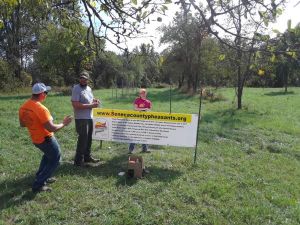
[32,83,51,94]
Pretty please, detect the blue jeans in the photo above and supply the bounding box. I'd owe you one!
[33,136,61,190]
[129,143,148,153]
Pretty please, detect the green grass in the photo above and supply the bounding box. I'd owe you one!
[0,87,299,225]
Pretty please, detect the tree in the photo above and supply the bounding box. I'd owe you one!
[78,0,173,53]
[200,38,233,88]
[0,0,172,89]
[178,0,287,108]
[33,23,100,85]
[132,43,160,86]
[160,47,185,87]
[0,0,44,78]
[92,51,122,88]
[273,22,300,92]
[0,0,82,82]
[160,10,208,92]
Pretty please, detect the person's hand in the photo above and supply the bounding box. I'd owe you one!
[91,101,99,108]
[63,115,72,126]
[93,98,100,103]
[92,99,100,108]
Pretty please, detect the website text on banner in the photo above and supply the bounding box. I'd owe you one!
[92,109,198,148]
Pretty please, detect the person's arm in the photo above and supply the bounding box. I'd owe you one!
[19,119,25,127]
[134,103,140,111]
[134,104,151,111]
[19,109,26,127]
[43,116,72,132]
[72,101,99,109]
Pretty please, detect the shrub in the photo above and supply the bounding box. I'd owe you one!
[53,86,73,96]
[20,71,32,87]
[0,60,33,92]
[0,60,15,90]
[201,88,226,102]
[153,83,170,88]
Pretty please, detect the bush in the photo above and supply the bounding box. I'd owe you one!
[52,86,73,96]
[153,83,170,88]
[20,71,32,87]
[200,88,226,102]
[0,60,32,92]
[0,60,15,90]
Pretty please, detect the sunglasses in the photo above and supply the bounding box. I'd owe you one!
[44,91,48,95]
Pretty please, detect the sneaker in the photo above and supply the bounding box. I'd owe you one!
[32,185,52,193]
[46,177,57,184]
[74,160,85,167]
[143,169,150,174]
[84,157,100,163]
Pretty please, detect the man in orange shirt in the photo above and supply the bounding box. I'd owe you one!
[19,83,72,192]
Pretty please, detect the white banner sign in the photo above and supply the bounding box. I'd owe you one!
[92,109,198,147]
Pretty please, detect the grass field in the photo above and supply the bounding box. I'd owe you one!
[0,87,299,225]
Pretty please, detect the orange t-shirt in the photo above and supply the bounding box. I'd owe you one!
[19,99,53,144]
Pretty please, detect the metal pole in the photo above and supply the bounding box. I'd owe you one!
[169,83,172,113]
[115,83,118,99]
[194,88,203,164]
[121,78,124,97]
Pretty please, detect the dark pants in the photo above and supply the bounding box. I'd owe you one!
[74,119,93,163]
[129,143,148,153]
[33,136,61,190]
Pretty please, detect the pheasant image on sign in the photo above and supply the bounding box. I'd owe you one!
[93,119,109,140]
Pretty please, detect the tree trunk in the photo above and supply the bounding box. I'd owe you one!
[284,83,288,93]
[237,61,243,109]
[237,86,243,110]
[193,71,199,93]
[284,69,288,93]
[178,73,184,89]
[4,3,22,79]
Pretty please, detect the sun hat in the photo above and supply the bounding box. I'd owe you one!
[32,83,51,94]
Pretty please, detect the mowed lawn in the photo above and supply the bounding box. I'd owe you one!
[0,87,299,225]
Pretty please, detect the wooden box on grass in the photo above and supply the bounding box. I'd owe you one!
[127,156,145,178]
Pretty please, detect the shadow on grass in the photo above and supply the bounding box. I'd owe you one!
[203,108,260,127]
[57,153,182,187]
[293,153,300,161]
[0,174,37,211]
[0,153,182,210]
[264,91,295,96]
[200,108,262,143]
[0,95,31,101]
[0,92,65,101]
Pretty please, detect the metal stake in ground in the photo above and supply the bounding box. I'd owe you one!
[169,83,172,113]
[194,88,203,164]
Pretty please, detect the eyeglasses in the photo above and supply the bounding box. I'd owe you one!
[44,91,48,95]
